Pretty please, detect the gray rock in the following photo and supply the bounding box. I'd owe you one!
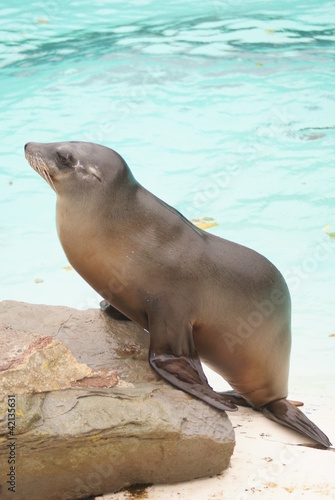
[0,301,235,500]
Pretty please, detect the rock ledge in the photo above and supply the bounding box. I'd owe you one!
[0,301,235,500]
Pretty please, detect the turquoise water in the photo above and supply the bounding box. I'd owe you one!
[1,1,334,382]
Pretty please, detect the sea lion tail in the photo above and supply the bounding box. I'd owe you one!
[262,398,331,448]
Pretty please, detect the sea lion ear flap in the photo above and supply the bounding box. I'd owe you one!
[148,323,237,412]
[88,165,102,182]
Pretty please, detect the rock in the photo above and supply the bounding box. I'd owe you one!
[0,301,235,500]
[0,335,119,396]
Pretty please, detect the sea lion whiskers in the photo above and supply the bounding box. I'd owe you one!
[42,165,57,193]
[32,153,57,193]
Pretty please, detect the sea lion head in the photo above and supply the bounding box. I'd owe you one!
[24,141,134,197]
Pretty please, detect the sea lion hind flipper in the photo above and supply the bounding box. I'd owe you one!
[218,390,253,407]
[262,399,331,448]
[99,300,131,321]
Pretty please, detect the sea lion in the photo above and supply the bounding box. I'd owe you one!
[25,141,331,448]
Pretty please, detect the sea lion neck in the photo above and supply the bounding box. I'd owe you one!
[55,179,140,244]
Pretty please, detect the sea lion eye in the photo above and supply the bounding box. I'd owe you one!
[56,151,73,166]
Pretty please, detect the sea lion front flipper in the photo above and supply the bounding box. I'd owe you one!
[100,300,131,321]
[148,315,237,412]
[262,399,332,448]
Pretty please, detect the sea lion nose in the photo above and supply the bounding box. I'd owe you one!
[24,142,37,154]
[24,142,37,158]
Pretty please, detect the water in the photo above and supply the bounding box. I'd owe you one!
[1,0,334,385]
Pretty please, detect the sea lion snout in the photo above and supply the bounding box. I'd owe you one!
[24,142,37,156]
[25,142,48,165]
[25,141,45,152]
